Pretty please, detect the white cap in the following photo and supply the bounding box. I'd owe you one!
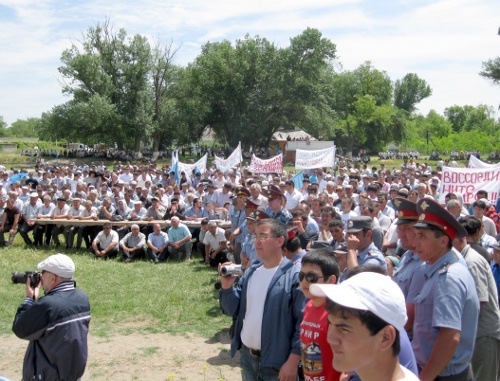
[310,272,407,332]
[37,254,75,279]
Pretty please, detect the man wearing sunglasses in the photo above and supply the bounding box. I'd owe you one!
[219,218,306,381]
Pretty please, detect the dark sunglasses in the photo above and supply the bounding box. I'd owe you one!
[298,271,324,283]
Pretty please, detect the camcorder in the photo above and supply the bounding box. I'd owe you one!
[214,265,243,290]
[11,271,41,288]
[219,264,243,277]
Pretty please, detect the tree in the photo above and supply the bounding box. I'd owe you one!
[329,61,396,156]
[394,73,432,114]
[184,28,337,150]
[8,118,41,138]
[480,57,500,84]
[444,104,498,134]
[0,116,7,137]
[58,19,153,152]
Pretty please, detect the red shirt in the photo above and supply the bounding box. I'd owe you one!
[300,301,341,381]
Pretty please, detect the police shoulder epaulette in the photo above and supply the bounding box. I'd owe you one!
[368,250,379,257]
[438,263,451,275]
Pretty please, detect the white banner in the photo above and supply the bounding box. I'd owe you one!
[438,166,500,205]
[295,146,336,169]
[249,154,283,174]
[468,155,500,169]
[177,153,208,176]
[213,142,242,171]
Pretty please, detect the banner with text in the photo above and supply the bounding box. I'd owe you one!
[295,146,336,169]
[213,142,242,171]
[249,153,283,174]
[468,155,500,169]
[177,153,208,177]
[439,166,500,205]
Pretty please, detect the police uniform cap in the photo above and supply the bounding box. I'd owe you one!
[246,210,271,221]
[393,198,418,225]
[414,198,467,241]
[245,198,260,209]
[264,184,285,199]
[236,187,250,197]
[333,243,348,255]
[346,216,372,233]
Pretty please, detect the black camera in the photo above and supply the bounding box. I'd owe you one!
[11,271,41,287]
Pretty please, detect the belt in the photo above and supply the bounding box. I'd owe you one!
[248,347,261,357]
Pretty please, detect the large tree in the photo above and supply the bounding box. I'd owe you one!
[58,19,153,152]
[329,61,396,156]
[184,28,337,150]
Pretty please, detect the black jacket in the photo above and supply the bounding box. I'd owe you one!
[13,281,91,381]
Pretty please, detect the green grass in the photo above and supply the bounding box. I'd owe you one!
[0,241,232,338]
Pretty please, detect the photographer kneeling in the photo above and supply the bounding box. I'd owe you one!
[12,253,91,381]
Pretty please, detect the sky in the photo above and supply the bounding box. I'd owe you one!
[0,0,498,127]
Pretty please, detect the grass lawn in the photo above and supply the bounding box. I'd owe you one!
[0,242,232,339]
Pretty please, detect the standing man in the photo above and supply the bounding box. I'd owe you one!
[12,253,91,381]
[264,185,292,227]
[310,272,419,381]
[391,198,424,331]
[341,216,386,282]
[412,198,479,381]
[219,218,306,381]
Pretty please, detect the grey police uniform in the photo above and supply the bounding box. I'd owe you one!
[412,249,479,377]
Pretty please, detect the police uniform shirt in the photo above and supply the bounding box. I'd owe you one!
[339,242,386,283]
[266,207,292,227]
[412,250,479,377]
[393,250,424,300]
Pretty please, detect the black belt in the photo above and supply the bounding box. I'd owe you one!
[248,347,261,357]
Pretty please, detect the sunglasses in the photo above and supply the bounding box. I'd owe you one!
[298,271,324,283]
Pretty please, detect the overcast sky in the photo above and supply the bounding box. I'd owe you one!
[0,0,498,126]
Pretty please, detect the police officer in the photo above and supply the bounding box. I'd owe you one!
[264,184,292,227]
[412,198,479,381]
[392,198,425,333]
[341,216,386,282]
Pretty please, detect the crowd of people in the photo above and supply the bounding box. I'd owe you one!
[3,156,500,380]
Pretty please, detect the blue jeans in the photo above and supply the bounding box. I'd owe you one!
[240,345,280,381]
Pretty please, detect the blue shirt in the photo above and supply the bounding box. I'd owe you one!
[393,250,424,300]
[167,223,191,242]
[339,242,386,283]
[148,231,169,249]
[492,263,500,305]
[185,207,209,219]
[412,250,479,376]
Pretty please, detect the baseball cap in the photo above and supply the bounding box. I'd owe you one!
[38,253,75,279]
[310,272,407,332]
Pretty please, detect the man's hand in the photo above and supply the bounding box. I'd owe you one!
[25,277,41,300]
[346,234,361,251]
[278,354,300,381]
[217,262,237,289]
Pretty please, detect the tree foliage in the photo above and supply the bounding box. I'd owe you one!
[394,73,432,114]
[480,57,500,84]
[328,61,397,156]
[183,28,337,150]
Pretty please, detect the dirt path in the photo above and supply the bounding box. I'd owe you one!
[0,325,241,381]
